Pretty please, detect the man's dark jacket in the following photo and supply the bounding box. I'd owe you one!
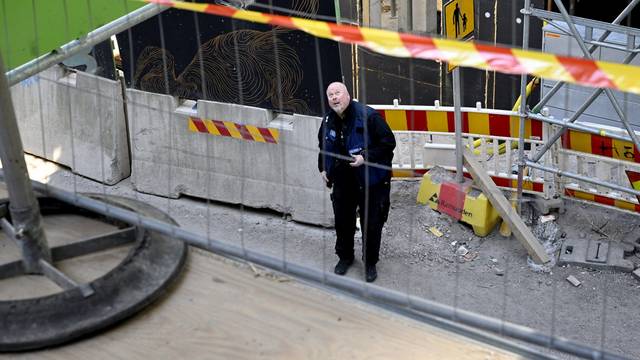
[318,100,396,186]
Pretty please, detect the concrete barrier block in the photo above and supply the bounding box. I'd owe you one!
[127,89,178,197]
[127,89,332,226]
[423,143,456,168]
[10,66,130,184]
[284,114,333,226]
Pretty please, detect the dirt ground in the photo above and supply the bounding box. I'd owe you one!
[10,156,640,359]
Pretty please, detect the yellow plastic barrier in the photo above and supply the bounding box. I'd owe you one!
[417,169,500,237]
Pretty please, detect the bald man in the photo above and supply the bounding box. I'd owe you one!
[317,82,396,282]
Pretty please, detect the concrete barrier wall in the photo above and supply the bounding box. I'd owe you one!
[127,89,332,226]
[10,66,130,184]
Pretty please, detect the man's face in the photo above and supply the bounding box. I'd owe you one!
[326,83,350,116]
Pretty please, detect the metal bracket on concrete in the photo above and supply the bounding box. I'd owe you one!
[558,238,635,272]
[529,195,565,215]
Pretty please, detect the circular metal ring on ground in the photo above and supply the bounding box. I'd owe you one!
[0,194,188,352]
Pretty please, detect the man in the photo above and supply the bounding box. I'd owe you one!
[317,82,396,283]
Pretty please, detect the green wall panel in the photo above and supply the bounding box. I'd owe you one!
[0,0,143,71]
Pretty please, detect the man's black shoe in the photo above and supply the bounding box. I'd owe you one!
[334,259,353,275]
[365,265,377,283]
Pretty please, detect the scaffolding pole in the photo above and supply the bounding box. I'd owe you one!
[0,55,50,273]
[528,112,638,143]
[453,67,464,183]
[526,161,640,198]
[516,0,532,211]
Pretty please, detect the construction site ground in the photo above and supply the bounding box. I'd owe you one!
[3,154,640,359]
[0,214,525,360]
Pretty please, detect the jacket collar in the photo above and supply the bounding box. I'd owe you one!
[330,100,355,123]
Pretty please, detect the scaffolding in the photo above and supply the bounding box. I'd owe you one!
[511,0,640,207]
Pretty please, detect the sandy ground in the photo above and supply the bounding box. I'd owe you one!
[5,155,640,359]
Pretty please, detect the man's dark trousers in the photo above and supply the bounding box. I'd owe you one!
[331,166,390,267]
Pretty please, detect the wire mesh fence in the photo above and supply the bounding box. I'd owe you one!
[1,1,640,359]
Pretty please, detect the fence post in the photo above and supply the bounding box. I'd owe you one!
[0,55,50,273]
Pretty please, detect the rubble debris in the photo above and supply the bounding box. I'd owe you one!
[249,263,261,277]
[621,232,640,252]
[633,268,640,281]
[456,245,469,256]
[528,218,561,273]
[566,275,582,287]
[463,251,478,262]
[539,214,556,223]
[622,242,636,256]
[429,226,444,237]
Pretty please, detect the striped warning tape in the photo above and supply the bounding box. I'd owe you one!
[144,0,640,96]
[565,188,640,213]
[392,168,544,193]
[561,129,639,164]
[627,170,640,203]
[188,117,280,144]
[378,109,543,139]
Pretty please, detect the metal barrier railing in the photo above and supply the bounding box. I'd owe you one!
[380,103,640,215]
[379,103,553,197]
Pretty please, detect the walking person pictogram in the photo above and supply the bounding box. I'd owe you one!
[453,2,461,37]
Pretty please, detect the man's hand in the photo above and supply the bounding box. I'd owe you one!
[349,154,365,167]
[320,171,329,184]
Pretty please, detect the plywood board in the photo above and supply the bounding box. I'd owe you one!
[1,242,520,359]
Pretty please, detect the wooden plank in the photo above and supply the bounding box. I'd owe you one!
[463,149,550,264]
[1,215,521,358]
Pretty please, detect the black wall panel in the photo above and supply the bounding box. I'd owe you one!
[117,0,342,116]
